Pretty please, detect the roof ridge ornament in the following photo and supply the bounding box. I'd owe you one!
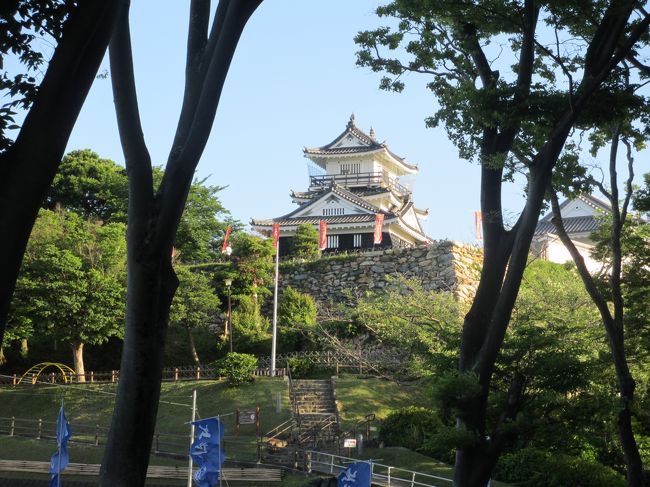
[347,113,356,129]
[369,126,375,139]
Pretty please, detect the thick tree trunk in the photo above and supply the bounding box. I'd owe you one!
[0,3,123,346]
[187,327,201,366]
[99,256,178,486]
[71,341,85,382]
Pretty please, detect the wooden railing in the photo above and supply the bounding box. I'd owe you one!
[309,172,411,196]
[258,349,403,374]
[0,366,286,386]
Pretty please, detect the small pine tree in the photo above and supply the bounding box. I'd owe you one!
[287,223,320,260]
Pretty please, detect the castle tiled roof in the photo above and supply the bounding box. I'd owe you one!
[303,114,418,172]
[535,216,600,235]
[252,214,389,227]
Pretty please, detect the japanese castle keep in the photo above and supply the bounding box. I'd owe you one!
[251,115,430,253]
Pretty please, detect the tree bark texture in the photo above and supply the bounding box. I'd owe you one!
[187,327,201,366]
[0,2,124,347]
[71,341,85,382]
[99,2,262,485]
[452,2,644,485]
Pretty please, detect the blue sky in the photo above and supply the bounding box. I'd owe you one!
[64,1,558,243]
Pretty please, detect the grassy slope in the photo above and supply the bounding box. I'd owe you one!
[0,378,291,466]
[0,375,510,486]
[334,375,430,428]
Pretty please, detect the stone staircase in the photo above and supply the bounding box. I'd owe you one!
[293,379,339,450]
[262,379,339,467]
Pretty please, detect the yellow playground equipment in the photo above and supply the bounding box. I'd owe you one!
[17,362,76,385]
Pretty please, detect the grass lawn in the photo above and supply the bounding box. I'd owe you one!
[334,375,430,428]
[0,375,512,486]
[0,378,291,466]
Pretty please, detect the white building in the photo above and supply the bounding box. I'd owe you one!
[532,194,611,272]
[251,115,430,253]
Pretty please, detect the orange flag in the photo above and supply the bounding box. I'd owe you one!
[319,220,327,250]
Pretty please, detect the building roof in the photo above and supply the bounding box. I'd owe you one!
[303,114,418,174]
[252,213,384,227]
[539,194,611,222]
[535,216,601,236]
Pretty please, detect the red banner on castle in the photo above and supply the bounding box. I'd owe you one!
[272,223,281,248]
[319,220,327,250]
[373,213,384,244]
[474,210,483,241]
[222,224,232,252]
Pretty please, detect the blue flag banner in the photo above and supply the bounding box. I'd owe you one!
[49,404,72,487]
[190,417,225,487]
[338,461,371,487]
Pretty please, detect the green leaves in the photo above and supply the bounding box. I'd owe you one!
[10,208,126,351]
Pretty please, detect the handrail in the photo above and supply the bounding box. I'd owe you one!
[304,450,453,487]
[286,363,297,417]
[263,418,296,444]
[337,413,376,444]
[297,414,337,446]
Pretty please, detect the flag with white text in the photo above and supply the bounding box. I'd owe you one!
[190,417,225,487]
[272,223,281,248]
[373,214,384,245]
[338,461,371,487]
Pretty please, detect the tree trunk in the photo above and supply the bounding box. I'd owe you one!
[99,256,178,486]
[71,341,85,382]
[187,327,201,366]
[0,2,123,346]
[550,187,643,486]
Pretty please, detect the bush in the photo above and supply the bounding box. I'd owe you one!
[287,357,314,378]
[214,352,258,386]
[494,447,626,487]
[379,406,440,451]
[278,287,317,352]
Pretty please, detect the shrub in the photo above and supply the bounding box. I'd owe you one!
[379,406,440,451]
[287,357,314,378]
[278,287,317,352]
[214,352,258,386]
[494,447,626,487]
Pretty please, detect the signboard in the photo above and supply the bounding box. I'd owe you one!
[239,410,257,425]
[235,407,260,435]
[343,438,357,448]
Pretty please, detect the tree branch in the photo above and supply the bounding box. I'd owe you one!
[548,189,613,324]
[109,2,154,226]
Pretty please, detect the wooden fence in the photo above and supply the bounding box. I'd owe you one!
[0,415,262,463]
[0,365,286,386]
[258,349,403,374]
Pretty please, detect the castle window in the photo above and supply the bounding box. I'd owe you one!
[340,163,361,175]
[326,235,339,249]
[353,234,362,248]
[323,208,344,216]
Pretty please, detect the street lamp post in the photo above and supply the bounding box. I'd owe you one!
[224,278,233,353]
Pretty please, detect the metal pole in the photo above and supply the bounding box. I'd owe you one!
[227,286,233,353]
[187,389,197,487]
[271,239,280,376]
